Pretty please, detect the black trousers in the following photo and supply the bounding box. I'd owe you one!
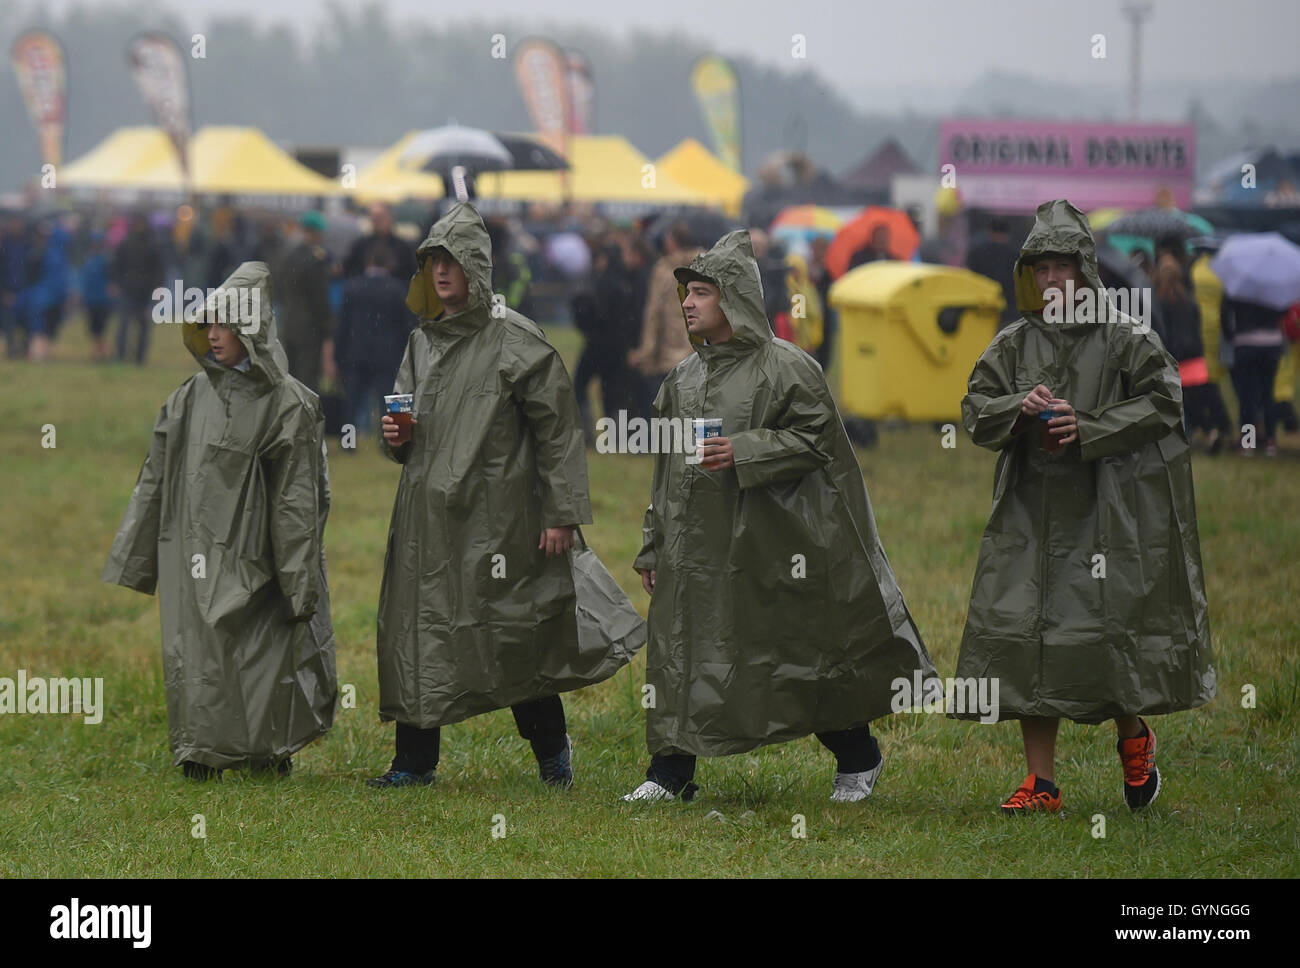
[647,724,881,795]
[392,695,567,773]
[1230,344,1283,443]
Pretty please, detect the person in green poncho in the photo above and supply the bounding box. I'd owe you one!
[103,262,337,780]
[371,202,637,790]
[627,230,936,803]
[956,199,1215,816]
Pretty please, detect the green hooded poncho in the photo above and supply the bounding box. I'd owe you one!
[634,230,936,757]
[955,199,1215,724]
[378,202,638,729]
[103,261,337,769]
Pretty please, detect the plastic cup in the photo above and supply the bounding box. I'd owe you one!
[385,394,414,432]
[1039,408,1063,453]
[686,417,724,466]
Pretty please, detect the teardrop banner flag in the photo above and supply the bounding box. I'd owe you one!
[691,54,741,172]
[514,38,571,157]
[127,32,191,183]
[11,30,67,168]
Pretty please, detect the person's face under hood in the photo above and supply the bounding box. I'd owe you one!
[206,322,248,367]
[681,280,732,343]
[407,202,494,321]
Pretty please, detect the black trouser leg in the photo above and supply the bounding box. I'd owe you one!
[815,724,881,774]
[511,694,567,760]
[646,753,696,794]
[392,722,440,773]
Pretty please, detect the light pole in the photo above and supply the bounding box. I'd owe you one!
[1123,1,1155,120]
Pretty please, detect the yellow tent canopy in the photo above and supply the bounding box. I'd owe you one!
[62,126,344,197]
[480,135,712,208]
[656,138,748,216]
[60,127,176,188]
[352,130,446,204]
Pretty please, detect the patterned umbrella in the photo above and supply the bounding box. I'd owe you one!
[1106,208,1213,241]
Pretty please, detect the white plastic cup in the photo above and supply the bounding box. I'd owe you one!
[685,417,723,466]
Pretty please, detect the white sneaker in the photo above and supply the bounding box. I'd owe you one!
[830,756,884,803]
[622,780,676,802]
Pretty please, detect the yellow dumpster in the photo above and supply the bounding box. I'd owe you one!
[829,262,1004,421]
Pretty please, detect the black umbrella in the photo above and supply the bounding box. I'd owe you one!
[647,211,741,252]
[1095,242,1163,335]
[1105,209,1208,241]
[400,125,513,175]
[490,133,570,172]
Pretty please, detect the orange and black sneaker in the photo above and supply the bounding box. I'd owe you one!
[1119,718,1160,811]
[999,773,1063,816]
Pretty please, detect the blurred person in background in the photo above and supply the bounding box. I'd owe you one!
[808,235,836,369]
[487,218,535,319]
[278,210,334,394]
[1222,292,1287,457]
[344,203,416,282]
[628,221,701,420]
[111,212,165,365]
[80,230,115,362]
[0,214,27,358]
[1152,254,1230,453]
[572,240,638,442]
[335,244,414,443]
[965,216,1021,329]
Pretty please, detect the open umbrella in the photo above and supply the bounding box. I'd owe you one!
[491,133,570,172]
[400,124,513,174]
[825,207,920,279]
[769,205,845,253]
[1106,208,1213,241]
[1210,232,1300,311]
[646,211,741,252]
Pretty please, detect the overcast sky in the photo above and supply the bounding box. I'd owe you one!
[40,0,1300,106]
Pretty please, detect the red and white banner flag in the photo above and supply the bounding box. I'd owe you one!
[11,30,67,167]
[127,32,191,179]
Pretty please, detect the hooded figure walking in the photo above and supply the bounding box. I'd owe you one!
[956,200,1214,816]
[372,202,640,789]
[103,262,338,779]
[627,230,936,803]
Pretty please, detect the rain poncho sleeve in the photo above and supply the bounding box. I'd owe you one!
[102,399,169,594]
[1075,332,1182,462]
[382,333,419,466]
[634,383,669,574]
[507,333,593,527]
[962,333,1032,451]
[729,350,834,489]
[265,403,325,619]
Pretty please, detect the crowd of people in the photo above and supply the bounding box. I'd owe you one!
[3,197,1296,457]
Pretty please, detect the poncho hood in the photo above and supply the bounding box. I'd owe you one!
[181,261,289,385]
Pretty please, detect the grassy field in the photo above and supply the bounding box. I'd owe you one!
[1,316,1297,878]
